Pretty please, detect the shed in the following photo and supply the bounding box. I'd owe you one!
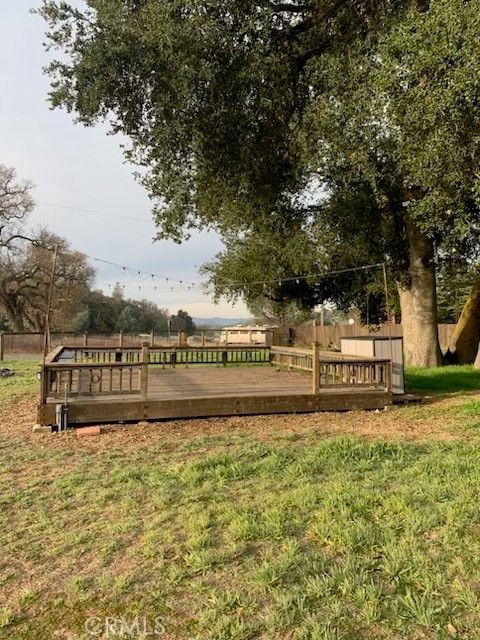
[341,336,405,394]
[220,325,275,346]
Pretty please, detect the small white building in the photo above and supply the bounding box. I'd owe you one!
[220,325,276,346]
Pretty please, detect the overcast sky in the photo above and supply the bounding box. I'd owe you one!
[0,1,249,318]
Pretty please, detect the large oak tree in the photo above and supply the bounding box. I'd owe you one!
[38,0,480,365]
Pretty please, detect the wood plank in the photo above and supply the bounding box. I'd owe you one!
[38,390,390,425]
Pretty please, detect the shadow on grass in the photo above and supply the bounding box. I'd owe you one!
[406,365,480,395]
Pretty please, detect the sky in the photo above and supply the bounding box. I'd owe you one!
[0,1,249,319]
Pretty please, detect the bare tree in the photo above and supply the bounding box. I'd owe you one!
[0,229,95,331]
[0,165,35,249]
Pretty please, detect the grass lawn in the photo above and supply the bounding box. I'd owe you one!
[1,362,480,639]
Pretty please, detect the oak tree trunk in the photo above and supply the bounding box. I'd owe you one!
[1,300,25,332]
[397,218,442,367]
[445,279,480,364]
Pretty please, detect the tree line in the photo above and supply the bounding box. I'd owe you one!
[38,0,480,366]
[0,165,194,335]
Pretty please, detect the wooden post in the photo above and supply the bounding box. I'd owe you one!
[150,330,154,348]
[312,342,320,394]
[222,350,228,367]
[43,243,59,360]
[0,332,3,362]
[141,342,149,401]
[386,361,393,394]
[201,330,205,347]
[83,332,88,347]
[118,331,124,348]
[40,363,48,405]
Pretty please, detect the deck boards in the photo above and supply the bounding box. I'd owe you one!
[66,367,312,402]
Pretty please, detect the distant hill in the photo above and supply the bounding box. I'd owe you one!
[193,317,251,328]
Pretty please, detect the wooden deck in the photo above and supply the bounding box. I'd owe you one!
[38,366,391,426]
[37,345,392,427]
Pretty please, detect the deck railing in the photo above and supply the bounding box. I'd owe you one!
[45,362,143,397]
[41,343,392,404]
[41,344,271,402]
[68,346,270,366]
[270,345,391,393]
[149,346,270,367]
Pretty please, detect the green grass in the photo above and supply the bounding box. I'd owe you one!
[0,360,39,402]
[1,363,480,638]
[2,432,480,639]
[406,364,480,394]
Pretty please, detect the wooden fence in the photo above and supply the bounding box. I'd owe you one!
[2,323,457,360]
[292,323,456,351]
[0,329,223,358]
[0,329,285,358]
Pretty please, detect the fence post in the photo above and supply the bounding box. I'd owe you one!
[222,350,228,367]
[0,332,3,362]
[269,347,275,367]
[118,331,124,348]
[141,341,149,401]
[312,342,320,394]
[83,332,88,347]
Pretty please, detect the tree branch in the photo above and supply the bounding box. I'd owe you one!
[271,3,314,13]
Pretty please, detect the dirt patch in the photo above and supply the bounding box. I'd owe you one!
[0,392,471,454]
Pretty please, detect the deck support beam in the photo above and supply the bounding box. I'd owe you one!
[38,390,391,426]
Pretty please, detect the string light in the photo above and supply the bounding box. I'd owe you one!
[6,233,385,296]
